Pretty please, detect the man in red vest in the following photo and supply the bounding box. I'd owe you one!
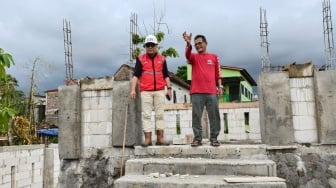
[130,35,172,146]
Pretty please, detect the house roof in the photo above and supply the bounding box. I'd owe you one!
[169,72,190,89]
[221,65,257,86]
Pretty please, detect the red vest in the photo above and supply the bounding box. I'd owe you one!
[138,53,166,91]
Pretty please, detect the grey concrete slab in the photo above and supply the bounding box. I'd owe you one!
[114,175,287,188]
[125,158,276,177]
[258,72,295,145]
[112,65,142,147]
[314,70,336,144]
[58,85,81,159]
[134,144,268,159]
[43,148,54,188]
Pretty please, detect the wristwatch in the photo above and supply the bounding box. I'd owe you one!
[219,85,224,88]
[167,87,172,90]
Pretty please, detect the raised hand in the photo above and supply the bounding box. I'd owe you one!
[183,31,192,44]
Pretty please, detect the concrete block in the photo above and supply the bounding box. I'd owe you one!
[84,135,112,148]
[172,136,187,145]
[16,171,30,180]
[2,174,11,183]
[293,116,316,130]
[125,160,145,175]
[0,183,11,188]
[17,163,31,172]
[30,149,44,156]
[294,129,318,143]
[31,182,43,188]
[84,122,112,135]
[3,158,19,167]
[0,151,15,160]
[26,155,41,164]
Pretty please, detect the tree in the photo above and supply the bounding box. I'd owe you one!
[0,48,14,79]
[0,48,15,136]
[175,65,188,82]
[0,75,27,115]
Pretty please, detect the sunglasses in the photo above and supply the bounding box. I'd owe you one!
[145,43,157,48]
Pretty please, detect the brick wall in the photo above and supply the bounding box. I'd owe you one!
[45,90,59,126]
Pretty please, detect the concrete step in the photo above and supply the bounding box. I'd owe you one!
[114,175,287,188]
[125,158,276,177]
[134,144,268,159]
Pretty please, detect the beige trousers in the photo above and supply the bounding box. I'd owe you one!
[141,90,165,132]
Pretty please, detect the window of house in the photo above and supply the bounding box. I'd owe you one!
[176,113,181,135]
[223,113,228,134]
[244,112,250,133]
[173,90,176,103]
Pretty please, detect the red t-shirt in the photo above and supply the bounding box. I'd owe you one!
[185,46,221,94]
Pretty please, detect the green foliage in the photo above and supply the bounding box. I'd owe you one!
[156,32,165,43]
[0,48,14,80]
[132,34,144,45]
[175,66,188,81]
[132,47,142,59]
[0,48,17,135]
[161,47,179,58]
[0,106,16,133]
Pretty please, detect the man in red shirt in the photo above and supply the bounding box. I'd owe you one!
[182,32,223,147]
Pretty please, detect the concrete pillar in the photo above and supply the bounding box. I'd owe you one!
[315,70,336,144]
[58,85,81,159]
[258,72,295,145]
[112,65,142,146]
[43,148,54,188]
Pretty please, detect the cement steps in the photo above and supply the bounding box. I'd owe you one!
[114,175,286,188]
[114,144,287,188]
[133,144,268,159]
[125,158,276,177]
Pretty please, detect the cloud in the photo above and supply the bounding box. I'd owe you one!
[1,0,332,95]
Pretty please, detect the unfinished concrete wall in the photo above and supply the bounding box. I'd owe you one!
[164,102,261,144]
[0,144,59,188]
[112,65,142,147]
[219,102,261,142]
[258,72,295,145]
[58,85,81,159]
[259,69,336,145]
[314,70,336,144]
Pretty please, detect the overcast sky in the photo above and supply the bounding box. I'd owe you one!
[1,0,330,95]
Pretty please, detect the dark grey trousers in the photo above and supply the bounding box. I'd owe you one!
[191,94,221,141]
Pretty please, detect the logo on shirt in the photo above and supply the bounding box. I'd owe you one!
[207,60,213,65]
